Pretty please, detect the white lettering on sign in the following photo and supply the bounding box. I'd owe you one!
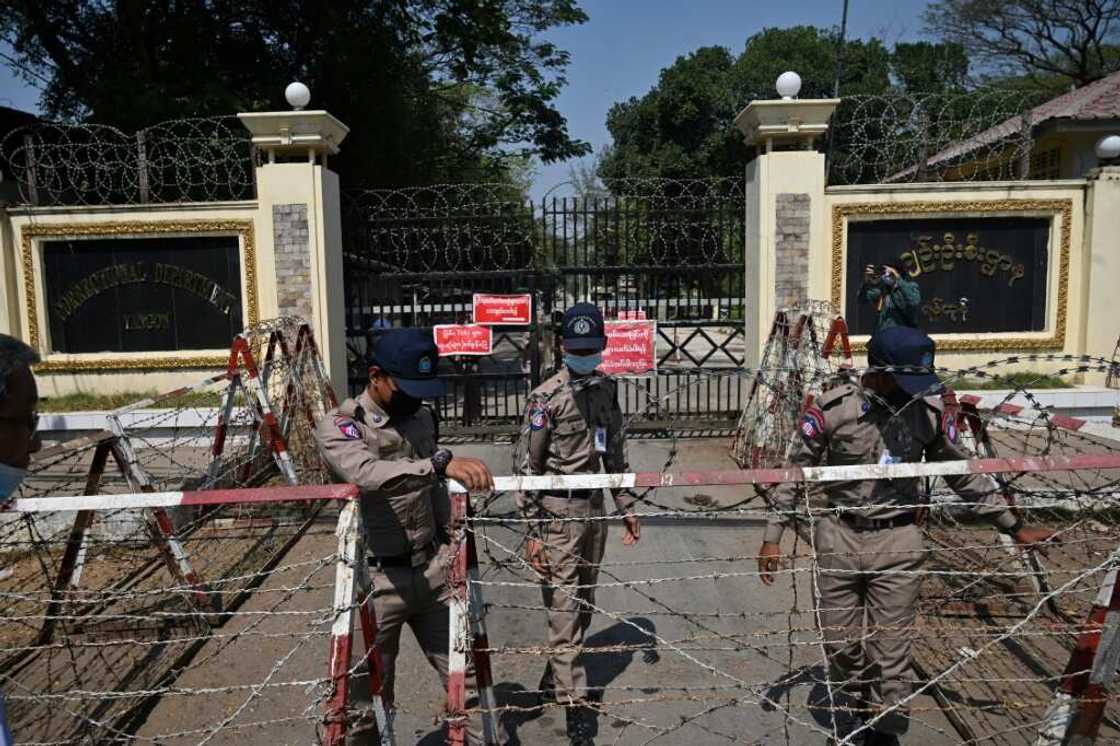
[433,324,493,356]
[601,320,657,376]
[473,294,532,325]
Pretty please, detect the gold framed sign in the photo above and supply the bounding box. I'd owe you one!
[830,199,1072,351]
[20,219,259,372]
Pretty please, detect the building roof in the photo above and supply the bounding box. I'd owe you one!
[887,70,1120,180]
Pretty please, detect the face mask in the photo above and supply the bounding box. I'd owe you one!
[0,461,27,500]
[564,352,602,376]
[385,389,423,418]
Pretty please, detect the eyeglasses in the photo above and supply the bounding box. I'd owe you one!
[0,412,39,433]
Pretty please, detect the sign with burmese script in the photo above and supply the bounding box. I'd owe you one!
[472,293,532,325]
[845,217,1050,336]
[433,324,493,356]
[601,320,656,376]
[43,236,243,353]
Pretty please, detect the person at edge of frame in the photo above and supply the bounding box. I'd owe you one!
[859,262,921,332]
[0,333,44,746]
[518,301,641,746]
[756,325,1056,746]
[314,327,496,744]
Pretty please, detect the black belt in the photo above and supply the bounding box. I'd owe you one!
[542,489,595,500]
[368,543,436,569]
[838,512,917,532]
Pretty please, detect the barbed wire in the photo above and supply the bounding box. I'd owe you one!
[828,91,1052,186]
[0,117,255,207]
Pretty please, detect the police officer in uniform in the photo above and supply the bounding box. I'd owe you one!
[315,328,494,742]
[757,326,1054,745]
[519,303,640,746]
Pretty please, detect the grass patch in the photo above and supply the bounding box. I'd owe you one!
[951,371,1072,390]
[40,389,224,412]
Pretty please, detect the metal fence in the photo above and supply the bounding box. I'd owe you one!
[0,117,256,206]
[342,179,745,435]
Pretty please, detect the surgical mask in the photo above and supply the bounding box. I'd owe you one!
[564,352,602,376]
[385,389,423,418]
[0,462,27,500]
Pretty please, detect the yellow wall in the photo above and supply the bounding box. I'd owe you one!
[823,180,1104,376]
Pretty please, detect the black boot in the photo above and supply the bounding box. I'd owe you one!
[864,730,900,746]
[565,703,595,746]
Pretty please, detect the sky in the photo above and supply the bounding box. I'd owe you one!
[0,0,932,199]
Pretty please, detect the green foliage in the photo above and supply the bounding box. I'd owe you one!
[597,27,971,183]
[951,372,1072,391]
[0,0,590,188]
[891,42,970,93]
[39,390,223,412]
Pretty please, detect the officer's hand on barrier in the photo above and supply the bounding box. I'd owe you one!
[758,542,782,586]
[445,457,494,492]
[622,514,640,546]
[1013,526,1059,555]
[525,538,548,575]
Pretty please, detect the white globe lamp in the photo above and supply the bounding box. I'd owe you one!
[1095,135,1120,163]
[776,71,802,100]
[285,81,311,111]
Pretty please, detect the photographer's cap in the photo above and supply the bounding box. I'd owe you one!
[369,329,447,399]
[867,326,943,397]
[561,302,607,351]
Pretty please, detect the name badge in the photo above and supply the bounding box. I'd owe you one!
[594,426,608,453]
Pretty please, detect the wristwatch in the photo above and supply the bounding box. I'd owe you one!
[431,448,454,478]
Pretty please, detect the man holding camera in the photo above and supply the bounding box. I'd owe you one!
[859,263,921,332]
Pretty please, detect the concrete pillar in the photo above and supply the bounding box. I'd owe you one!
[734,98,838,369]
[238,110,350,395]
[1082,164,1120,367]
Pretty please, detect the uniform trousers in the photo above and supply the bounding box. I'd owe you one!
[538,495,608,701]
[360,551,484,744]
[814,516,926,736]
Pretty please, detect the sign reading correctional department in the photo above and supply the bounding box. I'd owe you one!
[844,216,1050,336]
[43,236,244,354]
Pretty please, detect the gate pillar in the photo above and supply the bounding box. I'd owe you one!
[735,87,838,369]
[239,100,351,395]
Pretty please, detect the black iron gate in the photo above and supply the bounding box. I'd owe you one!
[342,179,745,435]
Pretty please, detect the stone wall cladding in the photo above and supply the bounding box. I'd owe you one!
[273,203,313,321]
[775,193,810,310]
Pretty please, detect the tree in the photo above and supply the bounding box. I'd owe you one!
[0,0,590,187]
[598,27,892,182]
[891,41,971,93]
[924,0,1120,88]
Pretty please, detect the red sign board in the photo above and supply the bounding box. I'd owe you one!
[601,320,657,376]
[433,324,493,356]
[473,294,532,325]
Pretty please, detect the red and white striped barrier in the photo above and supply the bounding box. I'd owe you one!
[324,502,394,746]
[958,394,1092,433]
[447,487,501,745]
[5,483,358,513]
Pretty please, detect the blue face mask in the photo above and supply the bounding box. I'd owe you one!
[564,352,602,375]
[0,461,27,501]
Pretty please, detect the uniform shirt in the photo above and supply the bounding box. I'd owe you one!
[315,390,441,557]
[520,367,635,512]
[763,382,1019,544]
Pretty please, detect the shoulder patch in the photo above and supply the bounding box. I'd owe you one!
[334,416,361,441]
[800,406,826,442]
[529,403,548,431]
